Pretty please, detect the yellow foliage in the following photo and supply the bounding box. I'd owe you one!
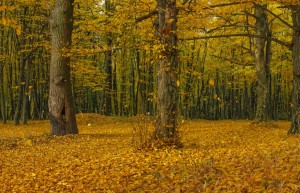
[208,78,215,87]
[0,115,299,192]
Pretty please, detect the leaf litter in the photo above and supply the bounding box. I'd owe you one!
[0,114,299,192]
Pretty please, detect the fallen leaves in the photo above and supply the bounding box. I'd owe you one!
[0,115,299,192]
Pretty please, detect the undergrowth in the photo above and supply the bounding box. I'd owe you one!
[131,114,183,151]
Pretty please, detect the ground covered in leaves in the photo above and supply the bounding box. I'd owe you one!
[0,114,300,192]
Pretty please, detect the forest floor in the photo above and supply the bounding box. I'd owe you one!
[0,114,299,193]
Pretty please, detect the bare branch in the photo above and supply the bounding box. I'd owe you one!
[135,10,158,23]
[181,0,190,5]
[271,37,292,49]
[263,7,293,29]
[211,54,254,66]
[180,33,292,49]
[180,33,261,41]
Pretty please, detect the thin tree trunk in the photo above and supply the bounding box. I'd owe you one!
[0,25,6,124]
[288,5,300,134]
[13,7,28,125]
[48,0,78,136]
[13,54,26,125]
[0,62,6,124]
[254,4,271,122]
[155,0,179,140]
[105,36,113,115]
[21,57,32,124]
[136,50,147,114]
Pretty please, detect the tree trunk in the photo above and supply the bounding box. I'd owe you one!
[254,4,271,122]
[104,0,114,116]
[48,0,78,136]
[105,36,113,116]
[21,57,32,124]
[0,62,6,124]
[13,7,28,125]
[155,0,179,140]
[288,5,300,134]
[0,26,6,124]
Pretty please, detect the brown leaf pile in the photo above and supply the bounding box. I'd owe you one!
[0,114,299,192]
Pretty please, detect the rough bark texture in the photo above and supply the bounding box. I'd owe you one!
[254,4,271,122]
[288,5,300,134]
[49,0,78,135]
[155,0,179,139]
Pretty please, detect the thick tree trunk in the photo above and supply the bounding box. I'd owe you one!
[155,0,179,140]
[254,4,271,122]
[49,0,78,136]
[288,5,300,134]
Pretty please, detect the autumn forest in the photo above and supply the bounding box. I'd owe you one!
[1,0,300,192]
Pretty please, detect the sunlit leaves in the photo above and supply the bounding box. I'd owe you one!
[0,116,299,192]
[71,59,106,91]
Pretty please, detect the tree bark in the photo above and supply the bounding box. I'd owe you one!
[13,7,28,125]
[155,0,179,140]
[0,26,6,124]
[105,36,113,116]
[21,57,32,124]
[49,0,78,136]
[104,0,114,116]
[288,5,300,134]
[0,62,6,124]
[254,4,271,122]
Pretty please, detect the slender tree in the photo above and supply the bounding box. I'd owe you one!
[0,25,6,124]
[48,0,78,135]
[13,7,28,125]
[0,61,6,124]
[104,0,114,116]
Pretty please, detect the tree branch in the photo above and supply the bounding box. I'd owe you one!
[211,54,254,66]
[180,33,261,41]
[135,10,158,23]
[203,1,251,9]
[271,37,292,49]
[180,33,292,49]
[262,7,293,29]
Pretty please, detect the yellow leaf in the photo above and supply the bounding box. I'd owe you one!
[25,139,33,146]
[148,33,154,38]
[208,79,215,87]
[167,18,174,24]
[144,45,150,51]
